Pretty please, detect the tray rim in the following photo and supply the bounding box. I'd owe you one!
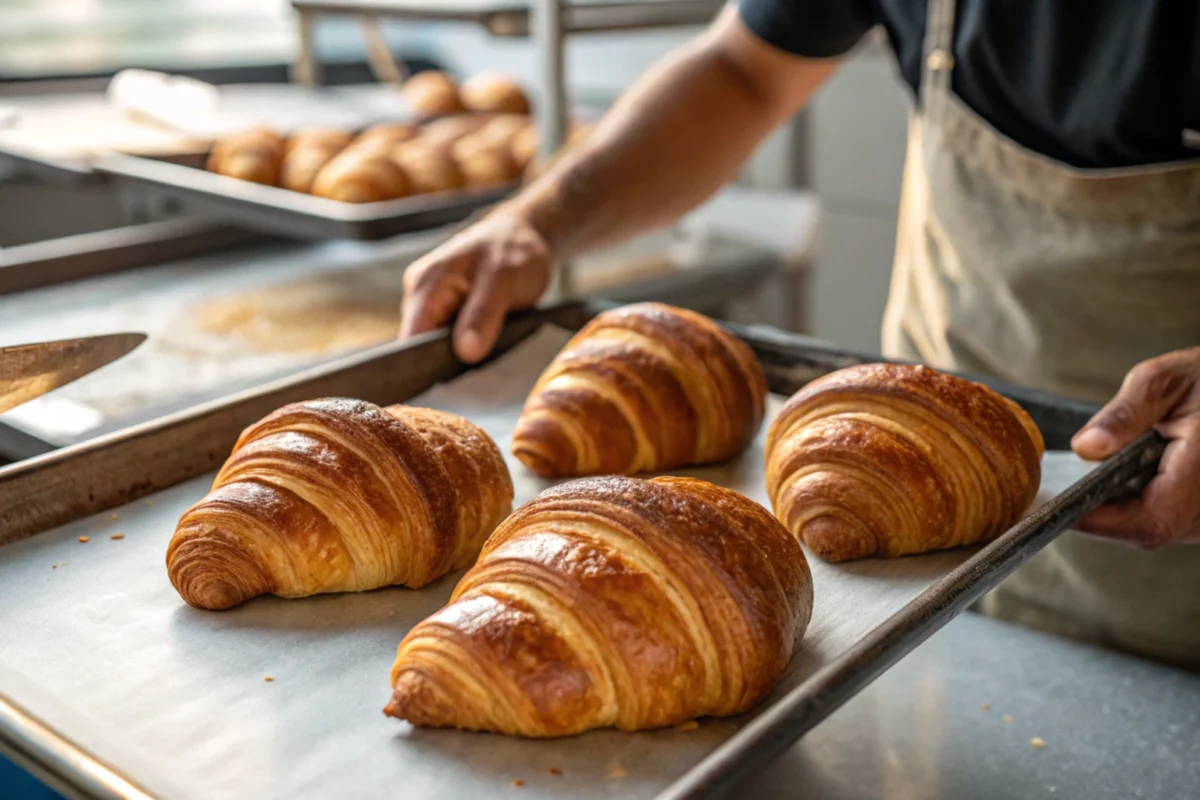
[0,299,1167,799]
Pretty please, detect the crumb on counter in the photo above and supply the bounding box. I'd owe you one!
[547,768,562,776]
[981,703,991,711]
[264,676,275,682]
[511,778,524,788]
[111,533,125,541]
[1031,737,1046,749]
[78,536,90,543]
[1002,714,1013,723]
[605,764,628,780]
[111,513,119,522]
[675,720,700,731]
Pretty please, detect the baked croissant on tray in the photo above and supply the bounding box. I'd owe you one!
[385,475,814,737]
[511,303,768,477]
[167,400,513,610]
[765,363,1044,562]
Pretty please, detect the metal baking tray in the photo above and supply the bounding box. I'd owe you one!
[94,151,516,241]
[0,301,1165,800]
[0,141,100,187]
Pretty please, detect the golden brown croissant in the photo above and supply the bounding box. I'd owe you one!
[279,130,354,193]
[416,114,492,148]
[311,148,413,203]
[391,140,466,194]
[450,132,521,187]
[349,122,420,153]
[459,72,531,115]
[385,475,813,736]
[402,71,466,116]
[167,400,513,610]
[206,127,286,185]
[765,363,1045,562]
[512,303,768,478]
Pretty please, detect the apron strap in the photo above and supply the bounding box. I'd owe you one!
[921,0,959,119]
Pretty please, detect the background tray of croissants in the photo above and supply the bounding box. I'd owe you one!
[0,302,1156,800]
[91,70,595,240]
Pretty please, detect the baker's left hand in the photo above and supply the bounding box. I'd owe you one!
[1070,347,1200,548]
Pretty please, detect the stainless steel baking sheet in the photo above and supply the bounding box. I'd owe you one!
[0,325,1099,799]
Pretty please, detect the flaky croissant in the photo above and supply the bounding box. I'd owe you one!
[512,303,768,477]
[167,400,513,610]
[206,127,286,185]
[765,363,1045,562]
[311,148,413,203]
[402,71,465,116]
[385,475,813,736]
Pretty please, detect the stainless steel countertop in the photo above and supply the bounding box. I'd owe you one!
[745,611,1200,799]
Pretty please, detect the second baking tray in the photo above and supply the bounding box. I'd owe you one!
[0,301,1166,800]
[95,151,515,240]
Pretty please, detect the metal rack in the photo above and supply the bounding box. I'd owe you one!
[289,0,724,292]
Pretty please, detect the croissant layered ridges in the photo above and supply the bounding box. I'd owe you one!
[512,303,768,478]
[386,476,813,737]
[166,399,512,610]
[765,363,1044,562]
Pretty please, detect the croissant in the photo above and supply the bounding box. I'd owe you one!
[459,72,531,115]
[450,132,521,187]
[311,148,413,203]
[385,475,813,736]
[167,400,513,610]
[512,302,768,478]
[279,130,354,193]
[391,140,466,194]
[402,71,465,116]
[765,363,1045,562]
[206,127,285,185]
[417,114,492,148]
[349,122,420,153]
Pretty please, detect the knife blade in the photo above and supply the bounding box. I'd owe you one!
[0,332,146,414]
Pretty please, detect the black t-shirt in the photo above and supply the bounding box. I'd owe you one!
[739,0,1200,168]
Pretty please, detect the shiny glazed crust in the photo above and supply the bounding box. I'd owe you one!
[511,303,769,477]
[765,363,1045,562]
[166,400,513,610]
[385,475,813,736]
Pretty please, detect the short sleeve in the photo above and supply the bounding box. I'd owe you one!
[738,0,877,59]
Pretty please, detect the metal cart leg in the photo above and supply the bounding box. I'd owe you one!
[292,11,320,86]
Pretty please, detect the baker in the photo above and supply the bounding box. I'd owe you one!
[399,0,1200,668]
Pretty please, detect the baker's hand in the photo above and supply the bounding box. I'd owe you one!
[1071,347,1200,548]
[399,211,552,363]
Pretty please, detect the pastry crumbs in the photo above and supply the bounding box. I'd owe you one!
[111,513,119,522]
[111,533,125,541]
[78,536,90,543]
[1002,714,1013,723]
[605,765,627,780]
[981,703,990,711]
[1031,737,1046,749]
[547,768,561,776]
[264,676,275,682]
[511,779,524,787]
[675,720,699,731]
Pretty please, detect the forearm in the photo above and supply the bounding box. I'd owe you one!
[502,8,839,261]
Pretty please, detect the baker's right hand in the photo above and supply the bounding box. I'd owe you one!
[399,211,553,363]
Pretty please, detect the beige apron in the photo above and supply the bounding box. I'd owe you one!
[882,0,1200,668]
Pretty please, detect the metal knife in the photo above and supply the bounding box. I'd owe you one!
[0,333,147,414]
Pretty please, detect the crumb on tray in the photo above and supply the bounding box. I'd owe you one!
[78,536,90,543]
[1031,737,1046,749]
[111,513,119,522]
[675,720,700,731]
[111,533,125,541]
[547,768,562,776]
[605,764,628,780]
[981,703,991,711]
[1002,714,1013,723]
[511,778,524,788]
[264,676,275,682]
